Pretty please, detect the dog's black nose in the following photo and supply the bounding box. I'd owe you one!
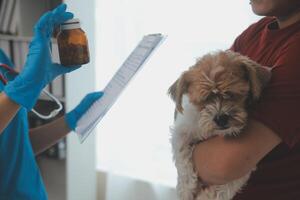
[214,114,229,128]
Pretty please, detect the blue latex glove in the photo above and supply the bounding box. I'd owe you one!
[4,4,79,110]
[65,92,104,131]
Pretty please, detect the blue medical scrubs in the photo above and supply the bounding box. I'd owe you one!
[0,50,47,200]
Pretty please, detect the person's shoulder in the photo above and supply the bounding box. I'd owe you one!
[246,17,274,32]
[255,17,275,26]
[238,17,273,38]
[234,17,272,44]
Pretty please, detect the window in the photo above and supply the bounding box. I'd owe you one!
[95,0,259,187]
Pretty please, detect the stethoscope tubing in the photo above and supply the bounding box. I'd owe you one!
[0,63,63,119]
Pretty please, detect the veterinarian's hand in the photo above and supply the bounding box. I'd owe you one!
[4,4,80,110]
[65,92,104,131]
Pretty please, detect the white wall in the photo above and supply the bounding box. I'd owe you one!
[64,0,97,200]
[101,172,178,200]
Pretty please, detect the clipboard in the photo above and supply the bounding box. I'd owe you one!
[75,34,166,143]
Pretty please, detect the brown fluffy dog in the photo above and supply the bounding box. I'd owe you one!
[168,50,271,200]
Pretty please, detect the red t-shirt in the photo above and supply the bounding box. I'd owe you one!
[231,17,300,200]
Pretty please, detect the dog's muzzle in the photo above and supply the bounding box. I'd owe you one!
[213,114,230,129]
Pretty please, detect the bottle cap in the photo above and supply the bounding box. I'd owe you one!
[61,18,81,30]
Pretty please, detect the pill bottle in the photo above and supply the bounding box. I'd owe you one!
[57,18,90,66]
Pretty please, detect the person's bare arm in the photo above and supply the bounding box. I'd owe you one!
[192,119,282,185]
[29,91,103,155]
[29,116,71,155]
[0,92,20,134]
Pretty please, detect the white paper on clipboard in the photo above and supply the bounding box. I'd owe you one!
[75,33,166,143]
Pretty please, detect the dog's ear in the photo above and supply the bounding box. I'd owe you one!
[168,78,178,102]
[168,72,190,113]
[240,57,271,103]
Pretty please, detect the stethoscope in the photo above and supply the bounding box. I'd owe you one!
[0,63,63,120]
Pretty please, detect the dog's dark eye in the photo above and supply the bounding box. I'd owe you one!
[223,91,235,100]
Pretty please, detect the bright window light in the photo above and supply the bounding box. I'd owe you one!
[95,0,260,187]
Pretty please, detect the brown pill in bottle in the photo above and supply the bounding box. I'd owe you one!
[57,18,90,66]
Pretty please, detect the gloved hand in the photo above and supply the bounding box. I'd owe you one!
[65,92,104,131]
[4,4,79,110]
